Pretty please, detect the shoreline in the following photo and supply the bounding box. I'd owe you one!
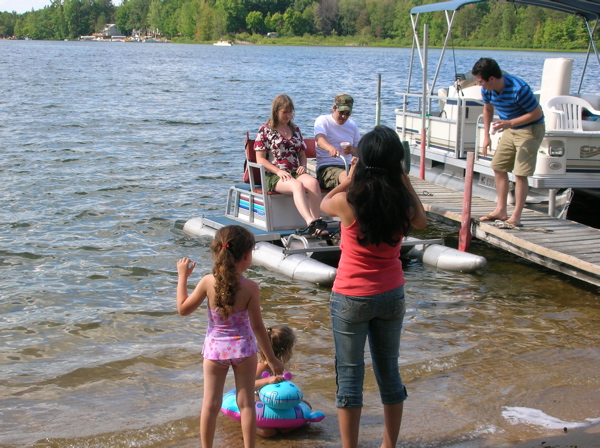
[509,422,600,448]
[156,414,600,448]
[0,37,589,53]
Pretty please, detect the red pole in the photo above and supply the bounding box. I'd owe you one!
[459,152,475,252]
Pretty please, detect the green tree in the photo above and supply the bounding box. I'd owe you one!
[499,5,518,45]
[177,0,198,38]
[147,0,162,35]
[63,0,82,38]
[115,0,131,34]
[246,11,264,34]
[160,0,182,38]
[124,0,152,33]
[0,11,18,37]
[282,7,308,36]
[454,4,480,41]
[315,0,337,36]
[338,0,362,36]
[267,11,284,32]
[247,0,292,16]
[365,0,395,39]
[215,0,247,33]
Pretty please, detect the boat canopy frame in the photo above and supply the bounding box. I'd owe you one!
[407,0,600,100]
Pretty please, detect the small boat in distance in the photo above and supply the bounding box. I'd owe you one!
[213,40,233,46]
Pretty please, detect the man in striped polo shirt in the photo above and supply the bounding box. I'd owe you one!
[472,57,545,228]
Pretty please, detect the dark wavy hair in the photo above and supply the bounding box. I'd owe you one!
[210,225,255,317]
[347,125,412,247]
[472,57,503,81]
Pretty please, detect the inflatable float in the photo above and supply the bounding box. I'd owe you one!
[221,372,325,431]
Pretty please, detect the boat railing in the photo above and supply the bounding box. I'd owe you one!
[281,235,445,256]
[397,91,485,159]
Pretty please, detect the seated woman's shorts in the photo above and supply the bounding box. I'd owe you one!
[265,171,300,192]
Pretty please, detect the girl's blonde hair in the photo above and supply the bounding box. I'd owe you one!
[210,225,255,317]
[268,94,296,130]
[259,325,296,364]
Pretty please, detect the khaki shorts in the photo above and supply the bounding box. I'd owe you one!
[317,165,344,190]
[491,122,545,177]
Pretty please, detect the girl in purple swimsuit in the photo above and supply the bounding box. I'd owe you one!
[177,225,284,448]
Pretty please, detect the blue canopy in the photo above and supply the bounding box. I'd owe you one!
[411,0,600,22]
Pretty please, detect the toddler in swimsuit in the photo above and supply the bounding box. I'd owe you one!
[176,225,284,448]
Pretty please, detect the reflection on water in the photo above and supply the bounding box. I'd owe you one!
[1,41,599,448]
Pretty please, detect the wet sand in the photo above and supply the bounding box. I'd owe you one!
[160,409,600,448]
[35,382,600,448]
[510,422,600,448]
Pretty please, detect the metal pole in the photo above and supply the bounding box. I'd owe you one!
[420,24,428,180]
[376,74,381,126]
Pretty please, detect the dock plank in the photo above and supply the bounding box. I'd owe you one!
[410,176,600,287]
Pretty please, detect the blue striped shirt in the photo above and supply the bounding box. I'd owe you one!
[481,74,544,129]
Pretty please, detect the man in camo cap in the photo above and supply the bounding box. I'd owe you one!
[314,94,361,190]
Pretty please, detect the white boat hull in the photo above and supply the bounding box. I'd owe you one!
[183,217,487,286]
[405,238,487,272]
[183,217,337,286]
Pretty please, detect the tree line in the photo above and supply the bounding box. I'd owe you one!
[0,0,594,50]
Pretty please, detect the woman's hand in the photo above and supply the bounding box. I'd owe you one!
[296,165,306,175]
[278,170,293,181]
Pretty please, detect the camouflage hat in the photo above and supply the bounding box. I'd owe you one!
[334,94,354,112]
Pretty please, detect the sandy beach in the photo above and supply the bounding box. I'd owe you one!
[510,422,600,448]
[157,411,600,448]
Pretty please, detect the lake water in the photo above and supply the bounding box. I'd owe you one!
[1,40,599,448]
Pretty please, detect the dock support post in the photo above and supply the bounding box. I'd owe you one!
[420,25,428,180]
[548,188,557,217]
[459,152,475,252]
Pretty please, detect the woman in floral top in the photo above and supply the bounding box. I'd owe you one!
[254,94,326,235]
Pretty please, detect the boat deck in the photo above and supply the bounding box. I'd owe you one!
[200,215,300,241]
[409,176,600,288]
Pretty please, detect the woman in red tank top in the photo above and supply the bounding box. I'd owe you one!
[321,125,427,448]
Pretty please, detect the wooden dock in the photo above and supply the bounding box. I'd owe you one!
[409,176,600,288]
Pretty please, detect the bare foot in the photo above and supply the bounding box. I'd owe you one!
[479,213,508,222]
[256,427,277,438]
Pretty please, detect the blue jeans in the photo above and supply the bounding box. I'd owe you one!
[330,286,408,408]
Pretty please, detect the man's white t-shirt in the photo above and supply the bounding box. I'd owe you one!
[314,114,360,171]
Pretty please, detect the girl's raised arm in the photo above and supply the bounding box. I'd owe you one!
[246,281,284,376]
[176,257,209,316]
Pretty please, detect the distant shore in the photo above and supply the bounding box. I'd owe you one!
[0,35,586,53]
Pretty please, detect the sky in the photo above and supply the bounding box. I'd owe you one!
[0,0,122,14]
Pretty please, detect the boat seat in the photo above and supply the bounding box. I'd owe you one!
[547,95,600,132]
[226,133,318,232]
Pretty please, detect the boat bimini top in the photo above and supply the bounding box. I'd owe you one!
[412,0,600,21]
[408,0,600,96]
